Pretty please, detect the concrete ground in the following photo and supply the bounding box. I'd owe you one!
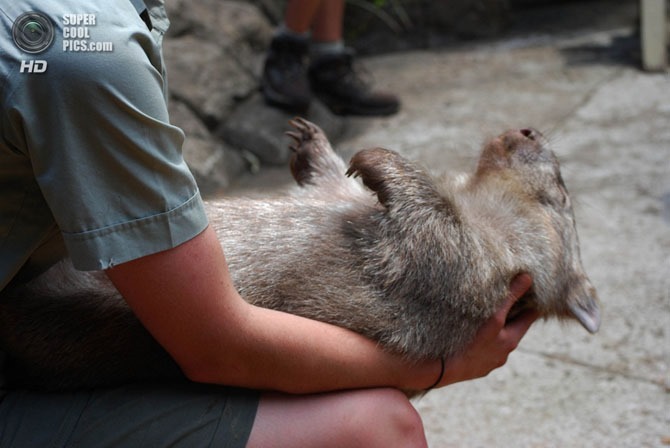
[230,6,669,447]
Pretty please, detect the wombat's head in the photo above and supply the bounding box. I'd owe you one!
[476,129,601,333]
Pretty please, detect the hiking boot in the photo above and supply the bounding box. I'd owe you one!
[308,50,400,116]
[262,34,311,113]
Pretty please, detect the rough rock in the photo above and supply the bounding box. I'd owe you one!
[219,95,346,166]
[163,0,279,193]
[168,100,246,196]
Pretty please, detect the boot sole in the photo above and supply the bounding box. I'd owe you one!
[315,93,399,117]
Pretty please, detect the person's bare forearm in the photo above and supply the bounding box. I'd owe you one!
[225,273,537,393]
[194,301,441,393]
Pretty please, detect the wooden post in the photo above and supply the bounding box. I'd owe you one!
[641,0,668,71]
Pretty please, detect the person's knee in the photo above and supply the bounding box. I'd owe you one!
[347,388,427,448]
[379,389,427,447]
[249,388,426,447]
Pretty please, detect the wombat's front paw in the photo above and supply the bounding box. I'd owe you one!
[347,147,446,211]
[286,117,341,186]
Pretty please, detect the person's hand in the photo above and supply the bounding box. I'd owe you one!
[438,274,539,387]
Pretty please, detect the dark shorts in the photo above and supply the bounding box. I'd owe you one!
[0,382,259,448]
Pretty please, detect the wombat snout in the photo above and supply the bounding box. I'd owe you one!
[476,128,547,173]
[496,128,544,151]
[520,128,538,140]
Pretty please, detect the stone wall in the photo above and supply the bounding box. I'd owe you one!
[164,0,355,195]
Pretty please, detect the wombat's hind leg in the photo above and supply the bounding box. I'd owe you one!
[286,117,347,186]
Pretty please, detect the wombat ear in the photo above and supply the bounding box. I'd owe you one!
[567,283,601,334]
[347,147,452,212]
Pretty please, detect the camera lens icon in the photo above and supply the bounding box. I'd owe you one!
[12,12,55,54]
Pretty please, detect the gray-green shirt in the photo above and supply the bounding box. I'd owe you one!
[0,0,208,291]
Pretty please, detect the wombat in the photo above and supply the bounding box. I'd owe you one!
[0,118,600,391]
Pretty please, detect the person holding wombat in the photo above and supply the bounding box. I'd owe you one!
[0,0,538,446]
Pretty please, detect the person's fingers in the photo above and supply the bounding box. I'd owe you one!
[499,273,533,313]
[503,308,540,345]
[463,274,535,351]
[508,273,533,302]
[489,273,533,329]
[509,272,533,299]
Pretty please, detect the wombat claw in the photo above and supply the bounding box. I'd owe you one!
[286,117,341,187]
[285,117,320,152]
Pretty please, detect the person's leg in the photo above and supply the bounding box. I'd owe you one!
[262,0,400,116]
[261,0,324,112]
[283,0,323,34]
[247,388,428,448]
[307,1,400,116]
[310,0,344,42]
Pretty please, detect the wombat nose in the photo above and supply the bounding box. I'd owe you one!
[520,128,537,140]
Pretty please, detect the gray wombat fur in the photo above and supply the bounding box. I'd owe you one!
[0,118,600,391]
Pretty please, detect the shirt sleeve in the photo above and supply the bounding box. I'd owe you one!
[3,1,208,271]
